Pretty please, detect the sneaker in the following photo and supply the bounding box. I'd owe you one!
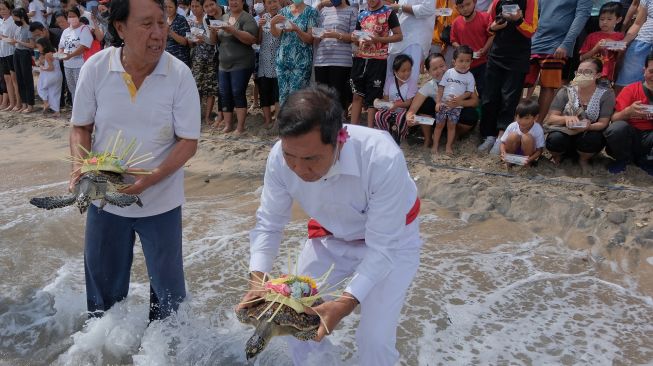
[489,137,501,155]
[477,136,496,152]
[608,160,627,174]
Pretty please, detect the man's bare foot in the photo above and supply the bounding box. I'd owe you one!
[445,148,454,155]
[11,106,22,112]
[222,124,235,133]
[2,104,14,111]
[21,106,33,113]
[234,129,246,136]
[431,147,439,156]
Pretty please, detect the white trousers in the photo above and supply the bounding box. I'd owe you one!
[386,43,424,97]
[287,224,420,366]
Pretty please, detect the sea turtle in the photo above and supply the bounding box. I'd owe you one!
[236,298,324,360]
[29,171,142,214]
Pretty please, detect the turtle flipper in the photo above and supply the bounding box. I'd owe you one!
[104,192,142,208]
[30,195,76,210]
[292,328,318,341]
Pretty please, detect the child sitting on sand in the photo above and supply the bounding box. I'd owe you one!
[499,98,545,167]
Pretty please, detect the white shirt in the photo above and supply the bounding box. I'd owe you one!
[29,0,47,25]
[388,0,436,58]
[501,121,546,149]
[439,68,475,104]
[0,17,17,57]
[417,78,439,99]
[249,124,422,302]
[384,78,417,102]
[59,25,93,68]
[71,47,201,218]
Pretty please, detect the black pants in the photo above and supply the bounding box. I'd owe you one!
[13,49,34,106]
[59,60,70,108]
[481,62,527,138]
[314,65,352,110]
[604,120,653,165]
[546,130,605,155]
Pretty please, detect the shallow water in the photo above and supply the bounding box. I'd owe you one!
[1,162,652,366]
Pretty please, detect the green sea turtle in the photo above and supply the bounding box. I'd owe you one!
[29,171,142,214]
[236,298,324,360]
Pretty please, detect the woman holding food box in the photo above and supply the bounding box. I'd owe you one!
[269,0,318,104]
[209,0,257,134]
[544,58,615,171]
[165,0,192,67]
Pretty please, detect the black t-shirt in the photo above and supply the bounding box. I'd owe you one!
[48,27,62,51]
[488,0,531,72]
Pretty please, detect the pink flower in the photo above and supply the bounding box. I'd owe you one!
[88,157,98,164]
[265,282,291,297]
[337,127,349,144]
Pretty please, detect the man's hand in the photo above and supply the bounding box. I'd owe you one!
[69,167,82,192]
[306,293,358,341]
[235,271,268,311]
[119,168,158,195]
[628,101,648,119]
[553,47,567,59]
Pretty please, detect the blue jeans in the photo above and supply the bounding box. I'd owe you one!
[84,205,185,321]
[616,39,653,87]
[218,67,252,112]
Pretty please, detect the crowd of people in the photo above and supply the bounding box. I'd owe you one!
[1,0,653,174]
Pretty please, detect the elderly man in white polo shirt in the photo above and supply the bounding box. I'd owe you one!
[386,0,436,92]
[69,0,200,320]
[237,86,421,365]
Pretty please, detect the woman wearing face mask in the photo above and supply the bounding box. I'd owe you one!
[10,8,36,113]
[544,59,615,172]
[313,0,355,110]
[269,0,318,104]
[165,0,192,67]
[58,7,93,103]
[0,1,20,112]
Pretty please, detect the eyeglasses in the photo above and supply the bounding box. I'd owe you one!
[575,69,596,77]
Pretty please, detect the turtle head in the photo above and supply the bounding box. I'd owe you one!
[76,177,93,214]
[245,321,273,360]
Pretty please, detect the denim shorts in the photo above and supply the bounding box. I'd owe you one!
[616,39,653,87]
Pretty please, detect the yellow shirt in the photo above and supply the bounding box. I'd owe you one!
[432,0,460,47]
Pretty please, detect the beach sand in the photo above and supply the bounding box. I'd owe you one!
[1,106,652,295]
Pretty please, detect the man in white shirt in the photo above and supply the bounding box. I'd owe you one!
[237,86,422,366]
[70,0,200,320]
[387,0,436,93]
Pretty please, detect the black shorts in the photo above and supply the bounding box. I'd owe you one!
[350,57,386,107]
[417,97,479,127]
[546,130,605,155]
[258,76,278,107]
[0,55,14,75]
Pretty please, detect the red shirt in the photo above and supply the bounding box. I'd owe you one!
[615,82,653,131]
[450,11,492,69]
[579,31,625,82]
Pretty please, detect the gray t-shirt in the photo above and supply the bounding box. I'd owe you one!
[549,86,615,121]
[217,11,258,71]
[14,25,31,50]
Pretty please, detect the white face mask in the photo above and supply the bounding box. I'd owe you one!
[571,74,595,87]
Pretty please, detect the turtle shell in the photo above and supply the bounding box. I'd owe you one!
[245,298,324,331]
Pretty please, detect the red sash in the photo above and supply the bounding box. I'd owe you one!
[307,198,421,239]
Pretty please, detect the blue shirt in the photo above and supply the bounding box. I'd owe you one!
[531,0,593,55]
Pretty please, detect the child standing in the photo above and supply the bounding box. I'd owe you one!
[434,45,475,155]
[35,37,62,117]
[256,0,281,128]
[451,0,494,98]
[499,98,544,167]
[579,2,624,85]
[350,0,403,127]
[374,54,416,144]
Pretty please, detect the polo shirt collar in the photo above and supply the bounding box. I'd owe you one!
[333,138,360,178]
[108,46,170,76]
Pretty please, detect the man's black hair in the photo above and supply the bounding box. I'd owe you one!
[277,85,344,146]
